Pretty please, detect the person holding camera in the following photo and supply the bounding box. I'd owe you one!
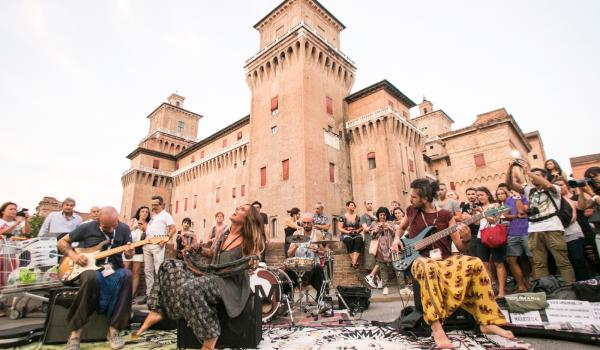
[506,160,575,284]
[573,167,600,259]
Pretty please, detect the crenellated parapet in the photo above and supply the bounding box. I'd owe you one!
[345,106,426,148]
[245,22,355,90]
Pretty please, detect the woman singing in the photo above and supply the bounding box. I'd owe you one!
[137,204,263,350]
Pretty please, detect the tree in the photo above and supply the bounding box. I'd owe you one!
[28,215,44,238]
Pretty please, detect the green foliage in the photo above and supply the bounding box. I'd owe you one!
[28,215,44,238]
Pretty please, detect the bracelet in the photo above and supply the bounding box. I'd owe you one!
[593,195,600,203]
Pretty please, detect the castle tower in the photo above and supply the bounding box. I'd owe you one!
[245,0,356,234]
[120,93,202,219]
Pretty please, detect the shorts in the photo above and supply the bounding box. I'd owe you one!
[123,253,144,262]
[506,235,532,257]
[476,238,506,262]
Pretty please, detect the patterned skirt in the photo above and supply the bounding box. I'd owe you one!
[148,259,222,340]
[411,255,506,326]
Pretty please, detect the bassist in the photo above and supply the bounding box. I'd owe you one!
[57,207,134,350]
[391,179,513,349]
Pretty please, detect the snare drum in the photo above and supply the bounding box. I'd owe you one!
[249,267,294,322]
[283,257,315,272]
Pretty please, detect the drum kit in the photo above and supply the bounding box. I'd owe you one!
[248,235,352,324]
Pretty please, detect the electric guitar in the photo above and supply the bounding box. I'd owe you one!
[391,205,510,271]
[58,235,169,282]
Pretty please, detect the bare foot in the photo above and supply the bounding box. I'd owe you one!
[432,327,455,349]
[480,324,514,339]
[136,310,163,336]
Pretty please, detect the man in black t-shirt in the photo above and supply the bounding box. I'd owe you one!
[460,187,481,256]
[58,207,133,350]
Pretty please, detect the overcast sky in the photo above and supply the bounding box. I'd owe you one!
[1,0,598,213]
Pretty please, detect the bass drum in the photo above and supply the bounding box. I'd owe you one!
[249,267,294,322]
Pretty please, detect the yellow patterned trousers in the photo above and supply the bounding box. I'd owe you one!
[411,255,506,326]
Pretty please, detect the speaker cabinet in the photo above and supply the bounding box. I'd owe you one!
[42,287,109,344]
[177,293,262,349]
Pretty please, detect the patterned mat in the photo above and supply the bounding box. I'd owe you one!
[16,326,530,349]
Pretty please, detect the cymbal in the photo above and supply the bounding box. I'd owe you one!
[313,239,337,244]
[288,234,310,243]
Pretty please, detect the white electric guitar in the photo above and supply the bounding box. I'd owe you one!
[58,235,169,282]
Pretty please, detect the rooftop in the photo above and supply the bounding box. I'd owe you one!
[570,153,600,166]
[345,79,416,108]
[254,0,345,30]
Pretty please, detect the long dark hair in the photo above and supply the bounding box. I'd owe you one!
[545,159,563,180]
[241,204,264,257]
[287,207,301,217]
[411,179,440,202]
[134,206,150,223]
[476,186,495,205]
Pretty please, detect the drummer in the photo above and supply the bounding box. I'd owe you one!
[285,213,326,300]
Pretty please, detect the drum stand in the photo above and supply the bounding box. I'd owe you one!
[292,270,311,313]
[313,253,353,320]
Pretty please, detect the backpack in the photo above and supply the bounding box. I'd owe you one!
[528,188,573,228]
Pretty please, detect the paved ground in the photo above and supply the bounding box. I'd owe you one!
[1,287,598,349]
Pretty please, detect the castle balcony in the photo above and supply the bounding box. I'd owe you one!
[171,138,250,180]
[121,166,173,178]
[345,106,425,137]
[139,128,199,145]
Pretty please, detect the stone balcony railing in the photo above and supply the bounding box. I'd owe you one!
[345,106,425,137]
[171,138,250,177]
[139,128,199,144]
[245,21,355,66]
[121,166,173,178]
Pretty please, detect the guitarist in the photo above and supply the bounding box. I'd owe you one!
[392,179,513,349]
[57,207,134,350]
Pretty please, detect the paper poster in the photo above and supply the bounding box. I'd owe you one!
[509,310,543,326]
[546,300,593,325]
[501,309,510,323]
[591,303,600,325]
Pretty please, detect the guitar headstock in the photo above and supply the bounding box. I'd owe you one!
[147,235,170,244]
[483,205,511,217]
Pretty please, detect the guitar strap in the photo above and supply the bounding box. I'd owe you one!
[101,229,115,265]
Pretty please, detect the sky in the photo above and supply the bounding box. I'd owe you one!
[0,0,598,213]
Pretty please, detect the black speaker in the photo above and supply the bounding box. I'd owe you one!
[177,293,262,349]
[42,287,109,344]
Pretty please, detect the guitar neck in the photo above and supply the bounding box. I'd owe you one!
[413,212,484,250]
[94,239,149,260]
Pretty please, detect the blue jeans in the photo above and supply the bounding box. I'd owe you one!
[567,238,590,282]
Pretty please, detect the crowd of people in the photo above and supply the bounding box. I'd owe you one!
[1,159,600,349]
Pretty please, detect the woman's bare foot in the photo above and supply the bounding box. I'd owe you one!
[480,324,514,339]
[431,321,454,349]
[202,336,218,350]
[136,310,163,336]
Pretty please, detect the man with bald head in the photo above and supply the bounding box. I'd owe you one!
[58,207,134,350]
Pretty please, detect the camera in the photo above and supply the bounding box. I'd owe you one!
[525,207,540,217]
[16,208,29,217]
[568,178,594,188]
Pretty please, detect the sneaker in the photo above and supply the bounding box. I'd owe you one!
[364,274,377,288]
[107,334,125,350]
[65,337,80,350]
[376,276,383,289]
[382,287,389,295]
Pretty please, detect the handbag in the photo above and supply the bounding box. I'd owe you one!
[368,238,379,255]
[480,223,507,248]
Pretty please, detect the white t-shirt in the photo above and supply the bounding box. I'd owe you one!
[0,218,24,236]
[524,185,564,233]
[146,210,174,237]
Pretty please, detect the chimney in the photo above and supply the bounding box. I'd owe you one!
[418,97,433,116]
[167,93,185,108]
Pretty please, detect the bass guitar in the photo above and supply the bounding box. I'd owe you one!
[58,235,169,282]
[391,205,510,271]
